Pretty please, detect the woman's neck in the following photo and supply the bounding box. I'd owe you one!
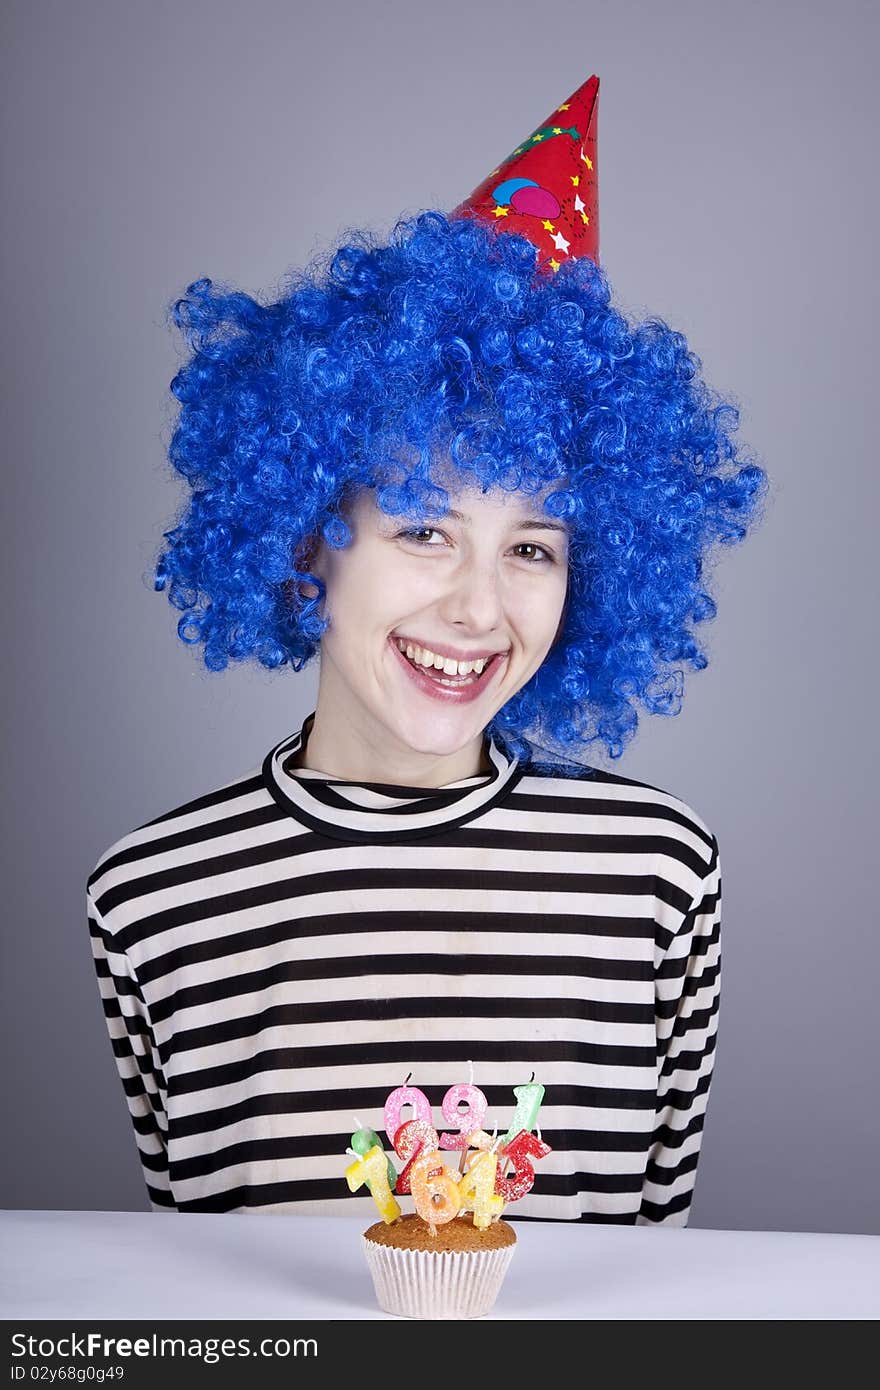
[288,709,493,786]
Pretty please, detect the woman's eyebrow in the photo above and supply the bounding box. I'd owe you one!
[516,518,569,535]
[443,508,568,534]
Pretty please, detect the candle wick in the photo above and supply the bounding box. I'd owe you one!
[345,1147,359,1159]
[529,1071,535,1084]
[353,1116,362,1129]
[404,1072,412,1087]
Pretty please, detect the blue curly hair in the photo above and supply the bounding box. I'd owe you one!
[155,209,768,764]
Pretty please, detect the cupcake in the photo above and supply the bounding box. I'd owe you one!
[362,1212,517,1319]
[345,1076,550,1319]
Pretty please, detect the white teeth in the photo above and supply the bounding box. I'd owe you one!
[394,637,493,677]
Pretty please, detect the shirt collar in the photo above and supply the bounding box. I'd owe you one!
[261,710,522,843]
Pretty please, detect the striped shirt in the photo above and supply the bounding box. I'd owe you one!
[86,711,722,1225]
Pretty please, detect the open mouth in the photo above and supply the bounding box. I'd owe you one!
[388,635,508,700]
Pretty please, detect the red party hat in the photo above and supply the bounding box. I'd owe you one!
[450,74,599,275]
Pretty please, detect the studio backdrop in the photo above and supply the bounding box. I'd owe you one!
[1,0,877,1235]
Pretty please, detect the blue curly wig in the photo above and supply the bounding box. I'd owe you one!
[155,209,768,764]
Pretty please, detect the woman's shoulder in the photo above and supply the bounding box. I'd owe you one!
[86,759,267,913]
[515,750,717,870]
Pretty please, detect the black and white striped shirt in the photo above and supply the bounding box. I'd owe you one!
[86,711,721,1224]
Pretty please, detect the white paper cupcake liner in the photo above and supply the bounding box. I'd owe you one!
[362,1235,516,1319]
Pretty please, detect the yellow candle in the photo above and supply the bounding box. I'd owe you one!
[459,1149,505,1229]
[464,1127,496,1151]
[346,1143,401,1224]
[456,1125,494,1173]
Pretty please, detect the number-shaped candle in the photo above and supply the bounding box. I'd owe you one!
[458,1150,505,1229]
[494,1129,553,1202]
[393,1118,439,1195]
[439,1083,489,1150]
[410,1151,462,1227]
[464,1128,496,1152]
[351,1123,398,1193]
[384,1078,432,1146]
[500,1077,545,1145]
[345,1144,401,1223]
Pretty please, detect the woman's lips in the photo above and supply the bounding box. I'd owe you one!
[387,635,508,705]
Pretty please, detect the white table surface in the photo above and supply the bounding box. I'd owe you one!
[3,1210,879,1320]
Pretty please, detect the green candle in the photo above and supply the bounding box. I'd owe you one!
[500,1075,545,1146]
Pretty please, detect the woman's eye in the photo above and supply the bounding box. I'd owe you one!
[513,542,554,564]
[396,529,556,564]
[398,527,443,545]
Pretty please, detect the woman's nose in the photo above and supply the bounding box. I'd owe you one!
[437,555,505,634]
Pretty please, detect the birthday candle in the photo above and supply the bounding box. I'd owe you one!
[494,1129,553,1202]
[393,1118,439,1195]
[458,1149,505,1229]
[500,1075,545,1145]
[345,1144,401,1223]
[383,1075,432,1146]
[463,1128,496,1152]
[351,1120,398,1193]
[410,1150,462,1228]
[439,1082,489,1151]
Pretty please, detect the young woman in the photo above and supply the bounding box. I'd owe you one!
[86,88,766,1222]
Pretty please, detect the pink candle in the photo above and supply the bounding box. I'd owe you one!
[383,1073,432,1146]
[439,1081,489,1151]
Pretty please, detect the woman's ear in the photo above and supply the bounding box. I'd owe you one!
[285,533,323,605]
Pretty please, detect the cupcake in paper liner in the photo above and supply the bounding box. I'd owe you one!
[362,1213,517,1319]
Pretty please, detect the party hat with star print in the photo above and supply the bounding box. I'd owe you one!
[450,74,599,274]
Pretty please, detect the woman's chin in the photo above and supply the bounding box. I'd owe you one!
[384,700,489,761]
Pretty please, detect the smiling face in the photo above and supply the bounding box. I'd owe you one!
[298,476,570,784]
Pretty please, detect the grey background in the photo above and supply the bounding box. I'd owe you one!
[2,0,877,1234]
